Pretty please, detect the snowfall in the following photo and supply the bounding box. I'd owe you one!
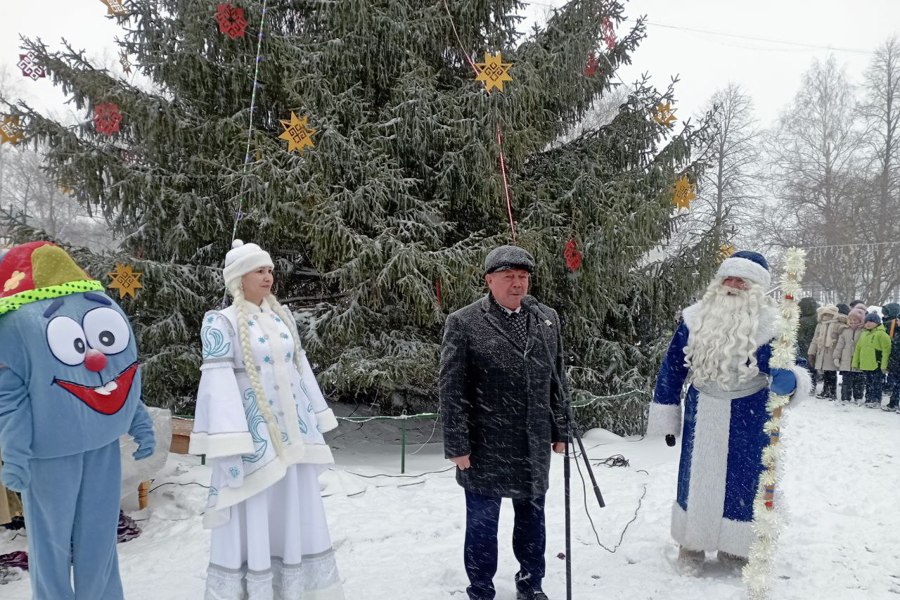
[2,395,899,600]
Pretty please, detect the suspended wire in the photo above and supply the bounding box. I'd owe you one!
[519,2,875,56]
[229,0,270,247]
[441,0,519,242]
[640,19,874,56]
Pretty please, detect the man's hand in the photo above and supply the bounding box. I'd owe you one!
[552,442,567,454]
[450,455,471,470]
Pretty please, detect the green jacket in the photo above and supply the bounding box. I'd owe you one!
[851,325,892,371]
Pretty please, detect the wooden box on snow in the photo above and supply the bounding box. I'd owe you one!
[170,417,194,454]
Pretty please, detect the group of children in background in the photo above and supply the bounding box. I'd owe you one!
[799,298,900,411]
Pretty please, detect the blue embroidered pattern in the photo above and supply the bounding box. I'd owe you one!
[242,389,268,463]
[201,323,231,358]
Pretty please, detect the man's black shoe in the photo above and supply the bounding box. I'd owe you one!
[516,588,549,600]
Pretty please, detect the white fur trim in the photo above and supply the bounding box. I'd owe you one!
[223,241,273,290]
[671,503,754,557]
[203,442,335,529]
[787,364,813,409]
[717,515,755,558]
[672,389,732,551]
[682,301,779,347]
[716,256,771,288]
[316,408,339,433]
[646,402,681,437]
[188,431,254,458]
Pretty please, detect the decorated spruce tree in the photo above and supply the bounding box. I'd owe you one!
[1,0,716,432]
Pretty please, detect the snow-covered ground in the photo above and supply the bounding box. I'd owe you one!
[2,397,899,599]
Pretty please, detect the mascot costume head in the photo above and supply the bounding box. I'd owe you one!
[0,241,154,599]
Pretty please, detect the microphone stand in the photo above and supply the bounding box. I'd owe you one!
[524,298,605,600]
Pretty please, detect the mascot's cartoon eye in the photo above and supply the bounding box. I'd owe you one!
[47,316,88,366]
[83,307,130,355]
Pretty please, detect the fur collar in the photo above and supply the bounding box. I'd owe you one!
[681,300,779,347]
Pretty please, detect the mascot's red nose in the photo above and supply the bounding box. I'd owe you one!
[85,349,108,372]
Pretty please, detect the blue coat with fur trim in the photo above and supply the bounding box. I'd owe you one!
[647,301,806,558]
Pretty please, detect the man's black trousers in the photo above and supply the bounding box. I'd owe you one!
[464,490,545,600]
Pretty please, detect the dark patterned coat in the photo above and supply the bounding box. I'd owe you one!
[439,294,569,499]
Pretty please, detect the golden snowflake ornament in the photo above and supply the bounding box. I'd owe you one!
[654,101,677,127]
[101,0,128,16]
[108,263,143,299]
[673,175,696,210]
[0,116,24,146]
[475,52,513,94]
[279,112,316,154]
[719,243,736,260]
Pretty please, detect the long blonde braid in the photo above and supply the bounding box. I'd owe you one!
[232,286,285,457]
[267,295,306,374]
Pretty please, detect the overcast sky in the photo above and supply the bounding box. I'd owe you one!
[2,0,899,127]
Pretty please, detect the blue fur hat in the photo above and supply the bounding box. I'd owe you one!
[865,312,882,325]
[715,250,770,288]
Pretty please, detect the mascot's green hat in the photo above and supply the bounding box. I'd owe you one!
[0,241,104,316]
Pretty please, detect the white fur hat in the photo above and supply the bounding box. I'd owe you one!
[715,250,770,288]
[223,239,273,291]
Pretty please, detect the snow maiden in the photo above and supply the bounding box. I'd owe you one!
[191,240,344,600]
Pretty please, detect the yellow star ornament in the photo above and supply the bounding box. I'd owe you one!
[475,52,513,94]
[673,176,696,210]
[654,102,677,127]
[0,116,24,146]
[108,263,143,299]
[101,0,128,16]
[279,112,316,154]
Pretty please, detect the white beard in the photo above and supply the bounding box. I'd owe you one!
[684,281,769,387]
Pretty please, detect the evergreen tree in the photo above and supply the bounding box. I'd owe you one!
[2,0,716,432]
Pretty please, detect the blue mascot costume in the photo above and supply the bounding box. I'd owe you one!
[0,241,155,599]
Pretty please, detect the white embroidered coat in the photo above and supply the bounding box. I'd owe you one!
[190,299,338,528]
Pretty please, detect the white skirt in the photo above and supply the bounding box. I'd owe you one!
[205,464,344,600]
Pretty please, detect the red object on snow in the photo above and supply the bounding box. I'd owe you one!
[93,103,123,136]
[564,239,583,272]
[216,4,248,39]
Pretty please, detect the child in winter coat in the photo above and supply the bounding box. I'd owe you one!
[834,307,866,404]
[808,304,841,399]
[852,313,892,408]
[882,302,900,412]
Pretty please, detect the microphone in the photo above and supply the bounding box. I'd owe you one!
[520,296,546,319]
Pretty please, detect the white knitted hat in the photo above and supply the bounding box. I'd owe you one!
[223,239,274,291]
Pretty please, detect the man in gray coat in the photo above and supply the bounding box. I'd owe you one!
[440,244,569,600]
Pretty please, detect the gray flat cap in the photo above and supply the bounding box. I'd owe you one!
[484,245,535,274]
